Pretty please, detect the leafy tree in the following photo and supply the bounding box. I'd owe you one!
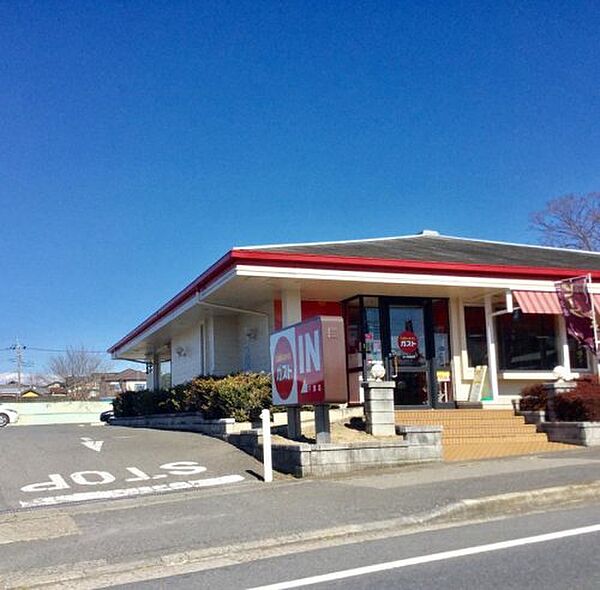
[530,193,600,251]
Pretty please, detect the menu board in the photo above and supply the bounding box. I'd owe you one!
[468,365,488,401]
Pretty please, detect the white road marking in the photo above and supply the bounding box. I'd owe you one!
[246,524,600,590]
[19,474,245,508]
[80,437,103,452]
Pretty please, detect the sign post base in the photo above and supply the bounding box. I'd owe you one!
[287,407,302,440]
[315,405,331,444]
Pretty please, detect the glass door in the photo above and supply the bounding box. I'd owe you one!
[382,300,432,406]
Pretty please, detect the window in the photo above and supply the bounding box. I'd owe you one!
[464,306,487,367]
[432,299,451,368]
[496,313,558,370]
[568,336,590,370]
[363,297,382,365]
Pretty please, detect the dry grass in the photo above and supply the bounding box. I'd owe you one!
[272,418,394,445]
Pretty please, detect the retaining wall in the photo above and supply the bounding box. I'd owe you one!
[541,421,600,446]
[229,425,442,477]
[110,413,235,436]
[3,401,113,425]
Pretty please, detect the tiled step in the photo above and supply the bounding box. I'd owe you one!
[441,424,539,434]
[396,409,515,418]
[444,441,574,462]
[394,409,577,461]
[444,435,550,443]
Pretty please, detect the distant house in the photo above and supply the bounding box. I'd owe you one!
[0,384,22,400]
[20,388,43,398]
[45,381,68,396]
[91,369,147,397]
[0,384,46,399]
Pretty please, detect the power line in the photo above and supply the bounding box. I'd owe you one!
[2,345,108,354]
[26,347,108,354]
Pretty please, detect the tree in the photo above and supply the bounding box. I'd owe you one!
[530,193,600,251]
[47,346,111,400]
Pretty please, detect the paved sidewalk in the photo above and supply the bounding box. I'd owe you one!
[1,446,600,588]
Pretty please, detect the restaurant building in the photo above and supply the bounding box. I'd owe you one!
[109,231,600,409]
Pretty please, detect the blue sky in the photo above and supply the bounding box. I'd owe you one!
[1,1,599,373]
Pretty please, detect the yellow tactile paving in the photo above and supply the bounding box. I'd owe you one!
[395,409,578,462]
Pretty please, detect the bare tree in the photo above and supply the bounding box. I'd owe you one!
[47,346,111,400]
[530,193,600,251]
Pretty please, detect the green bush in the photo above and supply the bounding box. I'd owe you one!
[518,383,547,411]
[113,372,274,422]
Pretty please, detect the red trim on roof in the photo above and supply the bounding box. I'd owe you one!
[107,252,234,353]
[232,249,600,281]
[109,247,600,354]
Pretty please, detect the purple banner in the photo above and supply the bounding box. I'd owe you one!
[555,277,597,355]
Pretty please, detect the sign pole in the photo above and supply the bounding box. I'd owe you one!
[261,408,273,483]
[587,274,600,359]
[314,404,331,444]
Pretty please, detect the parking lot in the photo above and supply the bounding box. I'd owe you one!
[0,423,263,511]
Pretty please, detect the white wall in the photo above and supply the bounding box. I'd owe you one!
[238,314,270,373]
[171,323,203,385]
[212,315,240,375]
[9,401,113,425]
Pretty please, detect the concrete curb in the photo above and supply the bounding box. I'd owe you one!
[5,480,600,589]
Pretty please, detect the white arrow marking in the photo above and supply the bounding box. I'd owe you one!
[80,437,104,452]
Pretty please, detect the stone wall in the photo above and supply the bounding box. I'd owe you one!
[228,425,442,477]
[110,413,235,436]
[541,422,600,446]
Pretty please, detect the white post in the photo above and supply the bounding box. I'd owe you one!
[557,315,572,374]
[281,287,302,439]
[484,295,499,401]
[448,297,463,402]
[261,408,273,483]
[281,287,302,326]
[152,353,161,391]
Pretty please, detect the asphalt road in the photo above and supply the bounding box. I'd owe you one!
[0,436,599,587]
[119,504,600,589]
[0,423,264,511]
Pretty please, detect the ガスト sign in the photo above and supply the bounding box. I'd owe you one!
[270,316,347,406]
[398,330,418,356]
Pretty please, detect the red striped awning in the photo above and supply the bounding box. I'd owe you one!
[513,291,562,314]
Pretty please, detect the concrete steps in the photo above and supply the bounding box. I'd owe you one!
[395,409,576,461]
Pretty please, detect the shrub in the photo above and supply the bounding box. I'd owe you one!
[113,372,274,422]
[112,388,174,417]
[554,377,600,422]
[518,383,547,411]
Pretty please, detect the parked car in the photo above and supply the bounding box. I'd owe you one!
[100,410,114,423]
[0,405,19,427]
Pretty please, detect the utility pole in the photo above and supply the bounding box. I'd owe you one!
[9,338,27,391]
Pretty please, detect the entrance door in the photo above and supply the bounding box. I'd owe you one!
[382,300,433,406]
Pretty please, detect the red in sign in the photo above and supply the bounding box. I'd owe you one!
[398,331,418,356]
[273,336,295,399]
